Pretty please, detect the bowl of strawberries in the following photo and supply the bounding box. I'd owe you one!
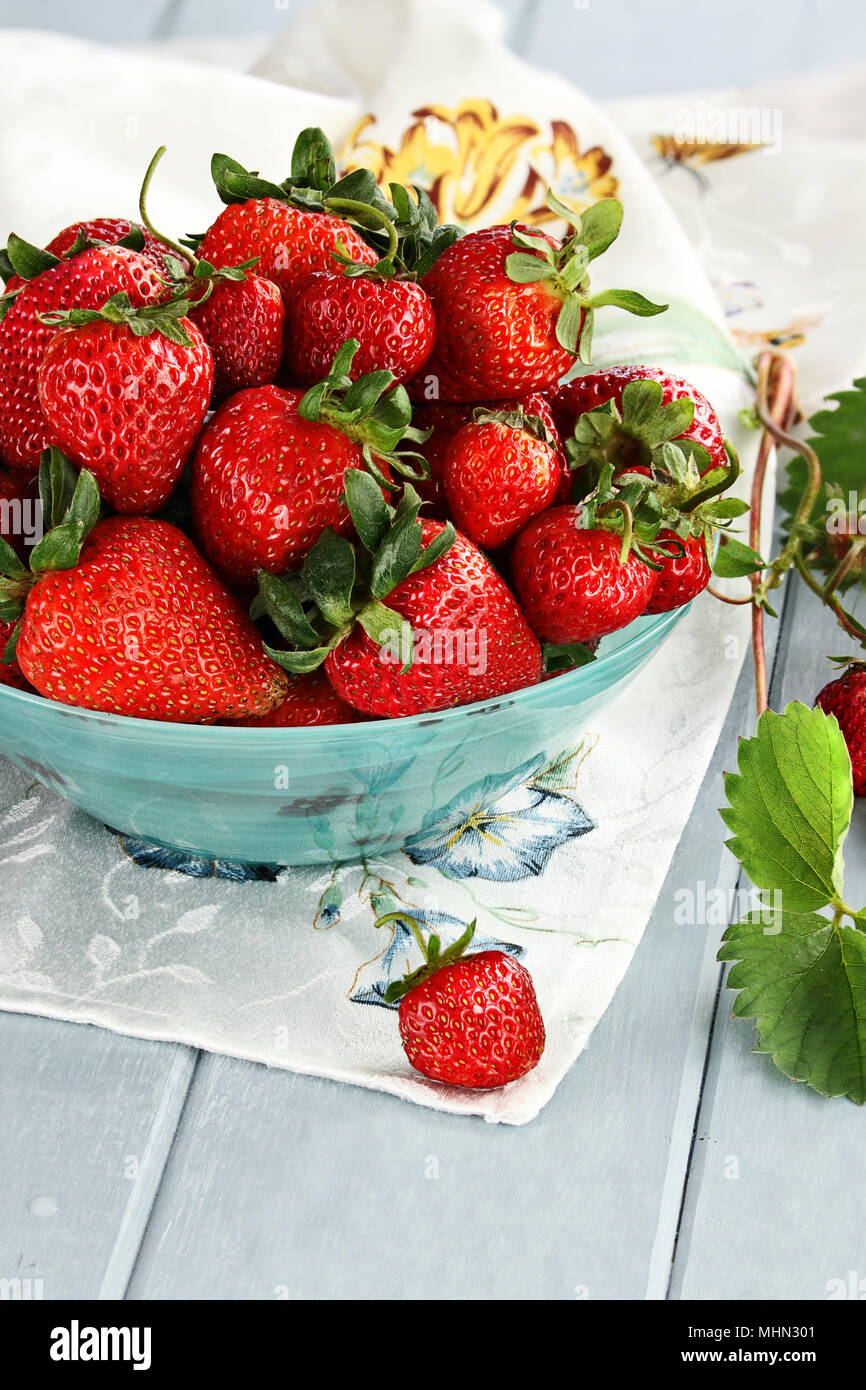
[0,132,744,866]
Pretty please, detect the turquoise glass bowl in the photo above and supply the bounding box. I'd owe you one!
[0,605,686,865]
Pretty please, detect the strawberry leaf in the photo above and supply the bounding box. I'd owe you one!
[721,703,852,914]
[712,536,765,578]
[256,571,321,650]
[720,911,866,1103]
[301,530,356,628]
[344,469,391,553]
[5,233,60,281]
[1,617,21,664]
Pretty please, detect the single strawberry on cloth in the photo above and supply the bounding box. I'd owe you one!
[0,0,781,1123]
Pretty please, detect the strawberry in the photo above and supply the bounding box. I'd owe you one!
[411,195,666,401]
[286,273,435,387]
[511,506,658,643]
[816,664,866,796]
[0,245,165,475]
[411,401,476,516]
[553,366,728,476]
[377,914,545,1089]
[197,130,390,304]
[260,471,542,718]
[37,293,213,514]
[1,220,184,296]
[644,530,711,613]
[190,273,284,399]
[223,671,363,727]
[414,394,566,519]
[0,618,29,690]
[442,405,564,549]
[0,461,286,723]
[284,184,459,387]
[191,340,425,590]
[0,468,40,561]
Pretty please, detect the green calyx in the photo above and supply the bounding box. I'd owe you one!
[257,470,456,677]
[38,289,199,348]
[0,449,100,648]
[471,406,554,445]
[211,128,463,278]
[580,433,757,576]
[373,913,478,1003]
[298,339,432,486]
[542,641,598,674]
[0,224,152,322]
[566,378,697,477]
[505,192,667,362]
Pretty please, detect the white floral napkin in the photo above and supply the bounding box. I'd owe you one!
[0,2,790,1123]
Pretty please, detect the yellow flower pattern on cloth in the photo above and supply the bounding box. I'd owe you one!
[340,99,618,232]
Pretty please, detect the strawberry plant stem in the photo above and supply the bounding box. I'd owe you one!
[138,146,198,269]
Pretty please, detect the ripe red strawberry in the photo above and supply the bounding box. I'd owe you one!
[412,198,665,401]
[413,395,566,518]
[190,273,284,400]
[379,914,545,1089]
[816,665,866,796]
[198,198,377,305]
[644,530,711,613]
[0,618,30,690]
[0,469,286,723]
[511,506,658,643]
[411,402,476,517]
[37,295,213,514]
[0,245,165,475]
[191,341,422,590]
[3,219,184,295]
[285,272,435,387]
[552,366,727,474]
[442,406,564,549]
[261,473,541,717]
[0,468,39,561]
[223,671,363,727]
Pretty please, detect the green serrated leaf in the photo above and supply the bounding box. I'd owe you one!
[344,469,391,552]
[0,534,28,579]
[6,233,60,281]
[584,288,669,317]
[410,522,455,574]
[28,519,84,574]
[291,127,337,192]
[720,910,866,1103]
[712,536,765,578]
[505,252,556,285]
[39,446,79,529]
[575,198,623,260]
[555,294,583,354]
[263,641,332,674]
[257,570,321,649]
[370,512,421,599]
[301,530,356,628]
[721,702,853,913]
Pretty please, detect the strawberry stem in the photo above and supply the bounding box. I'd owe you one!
[324,197,398,263]
[139,146,199,271]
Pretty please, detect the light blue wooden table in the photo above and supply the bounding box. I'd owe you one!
[1,0,865,1303]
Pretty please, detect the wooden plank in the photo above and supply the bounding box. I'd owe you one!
[671,577,866,1300]
[0,1007,196,1300]
[124,623,776,1300]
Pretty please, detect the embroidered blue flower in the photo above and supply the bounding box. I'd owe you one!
[350,909,524,1010]
[112,830,280,882]
[403,783,595,881]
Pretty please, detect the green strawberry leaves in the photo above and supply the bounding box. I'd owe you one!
[0,451,101,625]
[38,290,198,348]
[720,911,866,1103]
[374,912,478,1003]
[299,339,431,483]
[505,192,667,361]
[720,702,866,1103]
[259,472,456,677]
